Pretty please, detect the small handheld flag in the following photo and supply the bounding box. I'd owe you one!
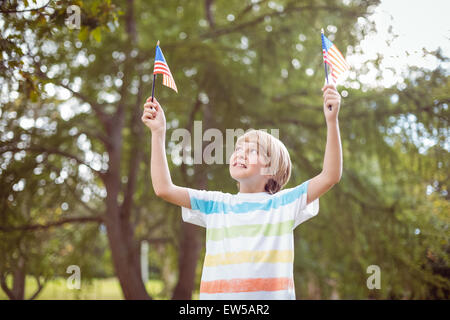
[321,29,350,110]
[151,40,178,102]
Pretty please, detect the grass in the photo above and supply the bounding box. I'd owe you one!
[0,277,166,300]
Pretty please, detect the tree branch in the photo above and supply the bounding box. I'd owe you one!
[200,4,358,39]
[28,276,47,300]
[180,96,202,186]
[0,273,15,300]
[235,0,268,20]
[114,0,138,119]
[44,162,104,216]
[33,59,111,133]
[0,216,104,232]
[72,128,112,151]
[56,82,111,132]
[62,180,103,217]
[258,117,322,130]
[205,0,215,29]
[121,76,144,220]
[0,145,106,181]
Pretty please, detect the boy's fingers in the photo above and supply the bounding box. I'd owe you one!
[323,93,339,101]
[144,102,158,110]
[144,101,159,110]
[146,97,159,105]
[142,112,152,120]
[323,86,338,93]
[323,88,339,97]
[144,109,157,117]
[323,93,338,100]
[322,85,337,93]
[322,84,336,90]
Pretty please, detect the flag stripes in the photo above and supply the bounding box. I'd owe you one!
[153,44,178,93]
[321,31,350,84]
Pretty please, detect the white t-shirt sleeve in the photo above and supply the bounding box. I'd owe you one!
[181,188,223,228]
[293,180,319,229]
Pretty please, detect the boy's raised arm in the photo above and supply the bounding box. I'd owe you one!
[306,84,343,205]
[142,97,191,209]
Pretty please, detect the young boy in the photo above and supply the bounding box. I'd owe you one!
[141,84,342,299]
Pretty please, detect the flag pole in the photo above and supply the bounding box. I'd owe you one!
[151,40,160,103]
[321,29,332,111]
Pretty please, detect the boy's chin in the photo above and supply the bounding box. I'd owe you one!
[229,169,248,182]
[230,171,258,183]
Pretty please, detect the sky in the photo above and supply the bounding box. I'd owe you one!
[344,0,449,153]
[374,0,449,56]
[346,0,450,89]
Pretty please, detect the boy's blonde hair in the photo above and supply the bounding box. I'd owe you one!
[236,130,291,194]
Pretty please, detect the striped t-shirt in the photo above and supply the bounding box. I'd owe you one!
[181,180,319,300]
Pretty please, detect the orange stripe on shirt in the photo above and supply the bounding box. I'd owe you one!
[200,277,294,294]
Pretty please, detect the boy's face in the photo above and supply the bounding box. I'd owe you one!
[229,139,271,183]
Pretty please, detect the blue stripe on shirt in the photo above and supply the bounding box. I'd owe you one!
[190,181,308,214]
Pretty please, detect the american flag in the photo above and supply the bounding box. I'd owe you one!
[321,30,350,84]
[153,44,178,93]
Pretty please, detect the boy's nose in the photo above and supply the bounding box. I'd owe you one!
[236,151,246,161]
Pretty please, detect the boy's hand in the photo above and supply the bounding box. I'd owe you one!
[322,84,341,123]
[142,97,166,134]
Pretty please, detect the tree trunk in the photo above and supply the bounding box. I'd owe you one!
[0,256,26,300]
[171,223,203,299]
[97,0,150,300]
[172,164,206,300]
[103,108,150,300]
[11,257,25,300]
[104,204,149,300]
[172,102,213,299]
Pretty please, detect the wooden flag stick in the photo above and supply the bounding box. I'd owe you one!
[151,40,160,103]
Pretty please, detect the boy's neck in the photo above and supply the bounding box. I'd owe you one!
[238,181,267,194]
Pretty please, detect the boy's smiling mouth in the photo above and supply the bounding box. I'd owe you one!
[233,161,247,168]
